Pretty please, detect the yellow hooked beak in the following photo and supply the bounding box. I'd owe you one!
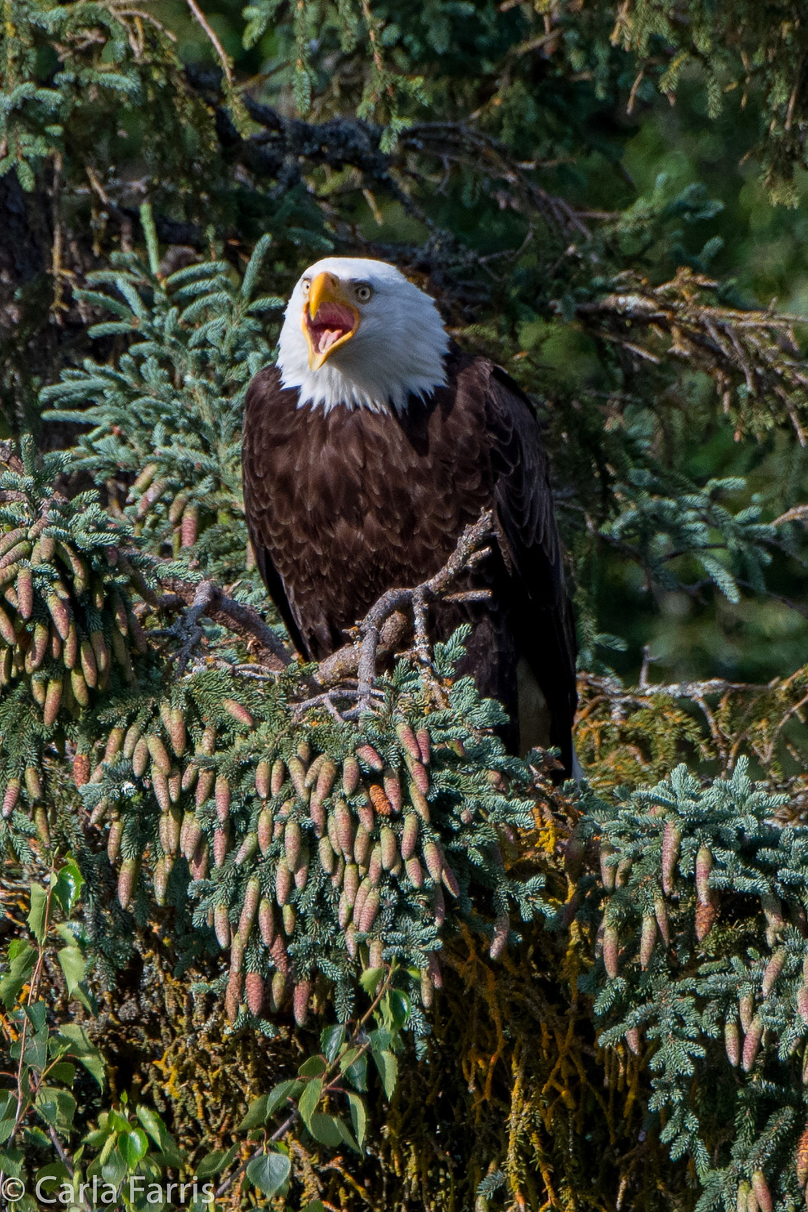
[302,272,360,371]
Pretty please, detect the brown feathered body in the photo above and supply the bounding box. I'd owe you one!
[242,346,577,772]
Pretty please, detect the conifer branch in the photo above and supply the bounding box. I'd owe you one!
[574,269,808,441]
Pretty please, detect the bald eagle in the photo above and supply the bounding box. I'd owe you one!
[242,257,578,775]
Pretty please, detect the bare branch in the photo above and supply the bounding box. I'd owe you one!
[184,0,234,88]
[152,573,292,671]
[353,510,495,708]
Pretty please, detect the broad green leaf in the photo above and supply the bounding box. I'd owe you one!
[302,1203,326,1212]
[22,1031,47,1071]
[368,1027,392,1052]
[344,1053,368,1092]
[52,858,84,911]
[73,981,96,1015]
[108,1110,130,1134]
[339,1046,362,1073]
[119,1127,148,1167]
[195,1142,239,1178]
[136,1105,183,1167]
[308,1113,345,1148]
[359,967,384,995]
[57,946,86,996]
[25,1001,47,1036]
[27,884,48,944]
[100,1144,128,1186]
[33,1162,70,1199]
[53,1026,105,1088]
[246,1149,291,1197]
[238,1094,268,1131]
[135,1105,167,1148]
[267,1079,302,1115]
[298,1077,323,1129]
[298,1055,326,1077]
[49,1062,76,1085]
[373,1049,398,1100]
[320,1025,345,1063]
[347,1092,367,1149]
[83,1127,113,1148]
[335,1116,360,1154]
[35,1087,76,1132]
[0,1144,24,1174]
[386,989,411,1031]
[0,1090,17,1144]
[0,941,36,1008]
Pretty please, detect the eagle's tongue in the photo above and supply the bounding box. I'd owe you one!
[309,301,355,356]
[319,327,345,353]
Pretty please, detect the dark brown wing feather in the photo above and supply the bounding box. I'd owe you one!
[485,365,578,771]
[242,348,577,773]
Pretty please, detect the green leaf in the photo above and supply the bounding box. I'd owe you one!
[373,1049,398,1100]
[33,1162,70,1201]
[238,1094,269,1131]
[57,946,86,996]
[359,966,384,995]
[23,1030,47,1072]
[49,1062,76,1085]
[195,1142,240,1178]
[135,1105,166,1149]
[298,1077,323,1129]
[246,1149,291,1197]
[108,1110,130,1134]
[298,1055,326,1077]
[386,989,411,1031]
[27,884,48,944]
[347,1092,367,1149]
[335,1116,360,1154]
[267,1079,302,1116]
[0,1090,17,1144]
[136,1105,183,1167]
[25,1001,47,1036]
[302,1203,326,1212]
[119,1127,149,1167]
[0,941,36,1008]
[344,1053,368,1092]
[35,1087,76,1133]
[52,860,84,917]
[0,1144,24,1175]
[339,1047,362,1073]
[52,1025,105,1088]
[83,1127,113,1148]
[100,1144,128,1186]
[320,1025,345,1063]
[308,1113,345,1148]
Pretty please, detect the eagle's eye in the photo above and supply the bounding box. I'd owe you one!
[301,279,311,296]
[354,283,373,303]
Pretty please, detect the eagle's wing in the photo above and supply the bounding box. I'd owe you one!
[485,363,578,770]
[242,367,311,659]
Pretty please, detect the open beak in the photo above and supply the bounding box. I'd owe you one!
[302,272,360,370]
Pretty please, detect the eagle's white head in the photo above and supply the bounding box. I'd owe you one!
[276,256,450,413]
